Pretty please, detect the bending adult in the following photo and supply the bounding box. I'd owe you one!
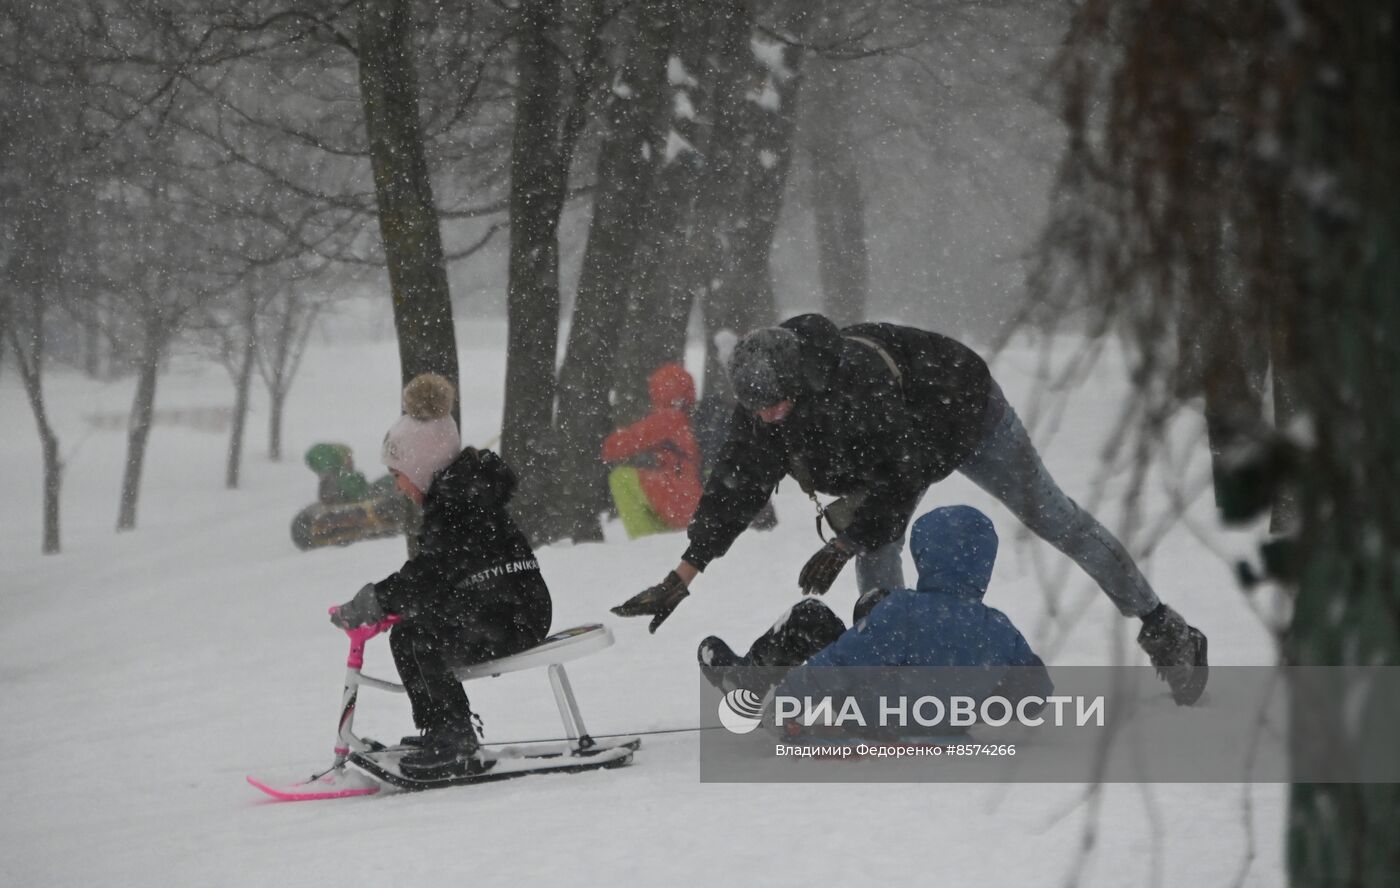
[612,313,1208,705]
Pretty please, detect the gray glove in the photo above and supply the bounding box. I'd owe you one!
[330,583,386,629]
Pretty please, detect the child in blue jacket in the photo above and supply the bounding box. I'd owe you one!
[700,505,1051,731]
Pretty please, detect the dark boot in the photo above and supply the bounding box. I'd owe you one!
[698,636,740,693]
[1138,604,1209,705]
[398,723,488,780]
[399,712,482,749]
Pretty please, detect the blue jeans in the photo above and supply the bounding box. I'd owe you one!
[856,385,1160,617]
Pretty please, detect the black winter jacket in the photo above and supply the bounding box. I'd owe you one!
[681,314,993,568]
[374,448,549,628]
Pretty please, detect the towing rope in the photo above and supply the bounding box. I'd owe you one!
[490,724,724,747]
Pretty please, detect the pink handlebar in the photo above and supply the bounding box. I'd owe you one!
[328,607,401,669]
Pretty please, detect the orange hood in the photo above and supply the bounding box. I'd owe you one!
[648,362,696,411]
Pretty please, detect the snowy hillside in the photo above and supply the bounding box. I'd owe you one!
[1,319,1284,887]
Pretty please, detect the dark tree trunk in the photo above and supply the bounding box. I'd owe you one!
[83,295,103,379]
[38,419,61,554]
[728,32,802,324]
[0,296,7,386]
[265,309,291,462]
[259,292,320,463]
[689,0,762,362]
[611,0,723,422]
[551,0,673,542]
[357,0,459,406]
[1286,5,1400,884]
[500,0,571,535]
[7,295,63,555]
[699,16,804,383]
[6,202,66,552]
[805,58,868,328]
[268,387,287,462]
[1269,320,1301,534]
[226,296,258,489]
[117,323,162,532]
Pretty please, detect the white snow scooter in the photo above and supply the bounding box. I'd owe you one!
[248,610,639,801]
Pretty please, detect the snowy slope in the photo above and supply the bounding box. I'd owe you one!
[0,318,1284,887]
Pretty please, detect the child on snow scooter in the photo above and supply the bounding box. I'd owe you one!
[330,373,552,781]
[698,505,1052,739]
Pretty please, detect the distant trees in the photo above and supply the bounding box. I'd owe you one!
[2,0,1063,552]
[99,175,229,531]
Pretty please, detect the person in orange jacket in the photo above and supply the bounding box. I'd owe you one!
[602,363,704,538]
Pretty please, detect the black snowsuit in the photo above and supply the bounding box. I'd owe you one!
[682,313,993,568]
[373,447,551,733]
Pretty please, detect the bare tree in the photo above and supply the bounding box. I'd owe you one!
[1040,2,1400,884]
[545,0,808,540]
[357,0,459,399]
[609,0,813,419]
[196,284,267,488]
[256,283,324,462]
[499,0,573,524]
[100,180,228,531]
[499,0,612,536]
[803,55,868,327]
[4,283,64,555]
[608,0,726,420]
[225,288,260,488]
[550,0,674,542]
[694,8,806,367]
[0,1,106,553]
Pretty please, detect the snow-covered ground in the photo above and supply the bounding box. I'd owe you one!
[1,316,1284,887]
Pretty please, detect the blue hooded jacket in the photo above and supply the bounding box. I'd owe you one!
[780,506,1050,704]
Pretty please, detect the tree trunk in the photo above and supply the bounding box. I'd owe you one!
[611,0,724,421]
[268,386,287,463]
[551,0,673,542]
[259,291,320,463]
[728,29,802,325]
[0,299,7,387]
[7,298,63,555]
[226,299,258,489]
[500,0,570,536]
[805,57,868,328]
[265,311,290,462]
[699,17,804,383]
[357,0,459,406]
[117,325,162,532]
[1286,4,1400,885]
[39,419,61,554]
[83,297,103,379]
[1269,319,1301,534]
[689,0,763,366]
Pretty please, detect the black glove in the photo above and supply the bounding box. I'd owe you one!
[611,571,690,634]
[798,539,855,595]
[330,583,386,629]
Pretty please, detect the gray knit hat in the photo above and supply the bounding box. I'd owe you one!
[728,327,802,410]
